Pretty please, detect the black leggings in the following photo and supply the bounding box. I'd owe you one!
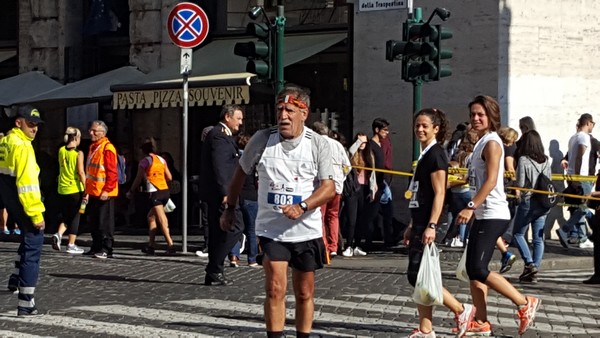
[343,184,368,248]
[407,223,427,287]
[58,192,82,236]
[466,218,510,282]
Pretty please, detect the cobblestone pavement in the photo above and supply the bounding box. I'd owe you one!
[0,239,599,337]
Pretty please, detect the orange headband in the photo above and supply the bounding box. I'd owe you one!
[277,95,308,110]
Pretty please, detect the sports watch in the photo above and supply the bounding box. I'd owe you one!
[467,201,476,210]
[427,223,436,229]
[299,201,309,212]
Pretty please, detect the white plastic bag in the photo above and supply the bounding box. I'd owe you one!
[412,243,444,306]
[455,244,470,283]
[164,198,176,213]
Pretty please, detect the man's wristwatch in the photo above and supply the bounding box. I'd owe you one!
[467,201,476,210]
[299,201,309,212]
[427,223,436,229]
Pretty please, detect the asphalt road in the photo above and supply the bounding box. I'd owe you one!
[0,240,599,337]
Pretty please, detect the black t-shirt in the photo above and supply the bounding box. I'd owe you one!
[410,143,448,225]
[369,139,386,187]
[504,143,516,159]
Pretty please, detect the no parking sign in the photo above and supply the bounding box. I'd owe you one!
[167,2,209,49]
[166,2,210,253]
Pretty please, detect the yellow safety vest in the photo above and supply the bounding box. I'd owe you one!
[0,128,45,224]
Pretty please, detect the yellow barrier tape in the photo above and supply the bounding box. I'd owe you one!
[344,165,414,177]
[341,164,600,205]
[448,167,597,182]
[507,186,600,201]
[550,173,597,182]
[346,164,596,182]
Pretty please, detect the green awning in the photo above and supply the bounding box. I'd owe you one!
[141,32,347,83]
[110,32,347,109]
[0,71,62,107]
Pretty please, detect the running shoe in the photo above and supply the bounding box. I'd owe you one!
[407,328,436,337]
[455,320,491,336]
[499,251,516,274]
[451,237,465,248]
[52,233,61,251]
[195,249,209,258]
[342,247,353,257]
[455,303,476,337]
[17,307,39,316]
[517,296,541,335]
[141,245,155,255]
[579,239,594,249]
[519,263,538,280]
[353,247,367,256]
[66,244,84,254]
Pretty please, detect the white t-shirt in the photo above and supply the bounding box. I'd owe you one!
[239,126,334,242]
[323,136,350,194]
[567,131,591,175]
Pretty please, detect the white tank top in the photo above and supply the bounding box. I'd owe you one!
[255,128,323,242]
[468,132,510,220]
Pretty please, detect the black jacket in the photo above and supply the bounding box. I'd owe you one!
[199,124,240,202]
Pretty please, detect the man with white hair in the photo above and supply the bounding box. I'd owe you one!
[84,120,119,259]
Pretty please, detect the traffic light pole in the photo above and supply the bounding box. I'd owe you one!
[410,8,422,165]
[385,6,452,164]
[412,79,422,164]
[275,5,285,94]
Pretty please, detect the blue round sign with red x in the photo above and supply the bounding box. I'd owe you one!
[167,2,209,48]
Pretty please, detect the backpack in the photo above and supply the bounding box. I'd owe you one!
[342,169,360,199]
[588,174,600,210]
[530,159,557,209]
[117,153,127,185]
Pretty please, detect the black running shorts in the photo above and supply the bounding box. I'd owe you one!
[258,236,326,272]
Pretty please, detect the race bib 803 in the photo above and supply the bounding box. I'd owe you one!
[267,193,302,205]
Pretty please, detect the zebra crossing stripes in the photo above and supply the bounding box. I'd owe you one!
[338,292,600,329]
[0,330,45,338]
[0,311,204,337]
[172,299,387,337]
[0,287,599,337]
[182,296,600,336]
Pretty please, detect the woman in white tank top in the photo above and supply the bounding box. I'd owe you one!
[453,95,541,336]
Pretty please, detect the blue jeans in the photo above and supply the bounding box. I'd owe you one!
[513,196,549,268]
[229,200,259,262]
[562,181,593,240]
[450,190,471,242]
[240,200,258,264]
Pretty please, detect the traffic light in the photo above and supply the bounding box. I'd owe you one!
[385,9,453,82]
[386,22,438,82]
[234,22,273,80]
[432,24,453,80]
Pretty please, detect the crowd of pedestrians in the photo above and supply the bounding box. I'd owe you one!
[7,88,600,338]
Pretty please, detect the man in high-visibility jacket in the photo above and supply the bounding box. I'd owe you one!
[84,120,118,259]
[0,105,46,316]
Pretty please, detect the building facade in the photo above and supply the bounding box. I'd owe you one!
[353,0,600,173]
[4,0,599,227]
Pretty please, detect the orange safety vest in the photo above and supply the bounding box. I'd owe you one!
[145,154,168,190]
[85,138,119,197]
